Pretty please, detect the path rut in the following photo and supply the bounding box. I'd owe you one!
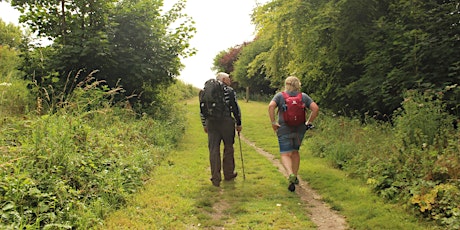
[239,134,348,230]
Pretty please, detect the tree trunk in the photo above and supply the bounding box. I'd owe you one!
[246,86,250,102]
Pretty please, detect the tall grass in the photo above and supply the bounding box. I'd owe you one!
[0,71,194,228]
[305,89,460,229]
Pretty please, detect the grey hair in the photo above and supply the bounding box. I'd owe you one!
[216,72,230,81]
[284,76,301,92]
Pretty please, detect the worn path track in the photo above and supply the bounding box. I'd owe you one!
[239,134,348,230]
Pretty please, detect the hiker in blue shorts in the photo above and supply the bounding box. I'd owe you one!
[268,76,319,192]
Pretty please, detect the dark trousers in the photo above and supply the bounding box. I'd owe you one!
[207,117,236,184]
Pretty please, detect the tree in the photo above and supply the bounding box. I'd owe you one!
[217,0,459,118]
[10,0,195,114]
[212,44,245,74]
[0,19,23,78]
[232,36,276,95]
[359,0,460,116]
[212,45,245,91]
[103,0,195,109]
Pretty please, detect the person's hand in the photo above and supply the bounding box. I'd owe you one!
[236,125,242,133]
[204,127,208,133]
[271,122,280,133]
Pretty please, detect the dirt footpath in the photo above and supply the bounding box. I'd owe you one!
[240,134,348,230]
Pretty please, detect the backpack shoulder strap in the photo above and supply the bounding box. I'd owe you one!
[295,92,303,100]
[281,91,289,99]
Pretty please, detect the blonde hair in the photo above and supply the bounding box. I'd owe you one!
[216,72,230,81]
[284,76,301,92]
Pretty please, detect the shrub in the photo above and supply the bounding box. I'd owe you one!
[307,88,459,228]
[0,74,189,228]
[0,76,34,117]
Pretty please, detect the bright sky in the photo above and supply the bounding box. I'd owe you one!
[0,0,269,88]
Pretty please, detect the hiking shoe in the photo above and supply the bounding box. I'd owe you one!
[288,183,296,192]
[294,176,299,185]
[225,172,238,181]
[288,174,297,184]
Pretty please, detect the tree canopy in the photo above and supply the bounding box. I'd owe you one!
[215,0,460,118]
[8,0,195,114]
[0,19,23,78]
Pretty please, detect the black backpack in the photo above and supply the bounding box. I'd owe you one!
[199,79,227,118]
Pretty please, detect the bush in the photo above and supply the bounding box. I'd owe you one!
[307,89,460,228]
[0,75,34,117]
[0,75,189,228]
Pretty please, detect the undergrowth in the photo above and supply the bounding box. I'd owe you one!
[306,88,460,229]
[0,72,193,228]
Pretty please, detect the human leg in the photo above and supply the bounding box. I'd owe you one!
[291,151,300,175]
[290,129,305,185]
[280,152,297,191]
[278,133,300,191]
[223,144,236,180]
[221,118,236,180]
[280,153,294,175]
[207,120,223,186]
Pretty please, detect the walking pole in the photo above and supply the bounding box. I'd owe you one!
[237,131,246,180]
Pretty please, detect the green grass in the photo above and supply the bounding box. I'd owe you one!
[239,100,439,230]
[101,98,316,229]
[101,98,440,229]
[0,76,191,229]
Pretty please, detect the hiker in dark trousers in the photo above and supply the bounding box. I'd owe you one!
[268,76,319,192]
[201,72,242,187]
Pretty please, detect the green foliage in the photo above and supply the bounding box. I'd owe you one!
[0,19,22,48]
[0,76,34,117]
[237,99,433,229]
[232,36,276,95]
[236,0,460,118]
[307,89,459,229]
[0,77,190,228]
[0,42,33,118]
[169,79,200,99]
[104,0,195,110]
[0,19,23,80]
[212,44,244,74]
[12,0,195,115]
[0,25,28,113]
[394,90,452,148]
[0,45,21,79]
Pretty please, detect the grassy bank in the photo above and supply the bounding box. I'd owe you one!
[0,77,193,229]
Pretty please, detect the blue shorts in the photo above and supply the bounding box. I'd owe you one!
[278,132,305,154]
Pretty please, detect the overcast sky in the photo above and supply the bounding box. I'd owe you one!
[0,0,269,88]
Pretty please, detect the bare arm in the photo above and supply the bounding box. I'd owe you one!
[268,100,280,132]
[306,102,319,124]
